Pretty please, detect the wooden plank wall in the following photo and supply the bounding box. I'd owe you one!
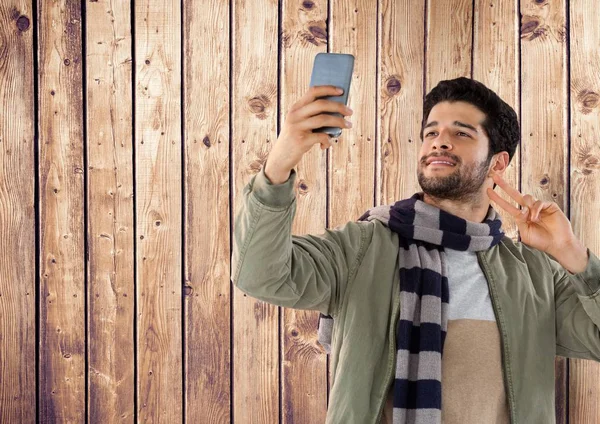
[0,0,599,423]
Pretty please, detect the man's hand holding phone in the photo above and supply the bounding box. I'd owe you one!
[264,85,353,185]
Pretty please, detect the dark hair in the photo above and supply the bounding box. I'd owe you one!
[420,77,520,163]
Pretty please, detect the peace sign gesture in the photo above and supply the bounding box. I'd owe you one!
[486,174,577,257]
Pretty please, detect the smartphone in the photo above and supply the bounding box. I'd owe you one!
[309,53,355,138]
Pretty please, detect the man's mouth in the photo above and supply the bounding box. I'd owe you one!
[429,161,454,166]
[427,161,456,167]
[424,155,457,167]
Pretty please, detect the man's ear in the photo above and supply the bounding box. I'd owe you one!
[488,152,509,190]
[490,151,509,174]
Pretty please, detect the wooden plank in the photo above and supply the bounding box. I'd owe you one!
[328,2,377,221]
[231,0,279,422]
[519,1,569,423]
[0,2,36,422]
[425,0,472,92]
[378,0,425,204]
[134,0,182,420]
[473,0,520,241]
[280,0,329,422]
[183,0,231,423]
[570,360,600,421]
[38,0,86,421]
[568,0,600,421]
[86,0,135,421]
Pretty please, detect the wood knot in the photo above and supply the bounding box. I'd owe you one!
[64,58,71,66]
[584,155,599,168]
[308,25,326,40]
[290,329,299,337]
[383,144,391,157]
[248,95,270,119]
[298,180,309,194]
[580,153,599,175]
[520,17,547,41]
[386,76,401,95]
[302,0,314,9]
[183,285,193,296]
[16,15,30,31]
[577,90,599,114]
[539,175,549,186]
[203,135,211,148]
[301,23,327,46]
[249,151,268,174]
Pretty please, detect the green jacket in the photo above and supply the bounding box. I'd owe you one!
[231,167,600,424]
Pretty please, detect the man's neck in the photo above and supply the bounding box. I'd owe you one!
[422,191,490,223]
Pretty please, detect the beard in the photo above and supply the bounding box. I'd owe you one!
[417,153,492,203]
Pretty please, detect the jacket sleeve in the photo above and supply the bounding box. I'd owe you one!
[551,247,600,360]
[231,166,370,317]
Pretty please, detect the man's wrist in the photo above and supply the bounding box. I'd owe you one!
[264,162,292,185]
[551,239,589,274]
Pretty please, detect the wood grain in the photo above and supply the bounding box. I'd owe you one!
[2,2,600,422]
[473,0,521,242]
[134,0,182,421]
[520,1,569,421]
[86,0,135,421]
[378,0,425,205]
[232,0,279,423]
[568,0,600,422]
[0,1,35,422]
[183,0,231,423]
[328,1,377,224]
[38,0,86,421]
[281,0,329,422]
[426,0,472,91]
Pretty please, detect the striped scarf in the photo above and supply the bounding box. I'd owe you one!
[317,192,504,423]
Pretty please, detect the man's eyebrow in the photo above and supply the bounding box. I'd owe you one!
[423,120,479,133]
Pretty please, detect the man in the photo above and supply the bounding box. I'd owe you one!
[231,77,600,424]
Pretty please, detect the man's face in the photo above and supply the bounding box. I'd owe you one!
[417,101,493,202]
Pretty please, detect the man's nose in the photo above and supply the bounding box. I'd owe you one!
[432,129,453,150]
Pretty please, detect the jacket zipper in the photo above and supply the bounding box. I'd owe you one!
[375,278,402,424]
[477,251,516,424]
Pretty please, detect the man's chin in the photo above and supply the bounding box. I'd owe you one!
[417,177,461,199]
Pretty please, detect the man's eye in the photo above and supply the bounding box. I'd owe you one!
[425,131,470,137]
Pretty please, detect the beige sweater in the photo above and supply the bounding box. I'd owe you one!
[381,249,509,424]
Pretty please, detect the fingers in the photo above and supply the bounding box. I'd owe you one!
[487,188,522,218]
[297,113,351,133]
[491,174,525,206]
[529,200,542,222]
[529,199,548,222]
[488,186,550,224]
[293,98,352,122]
[291,85,345,113]
[317,133,335,150]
